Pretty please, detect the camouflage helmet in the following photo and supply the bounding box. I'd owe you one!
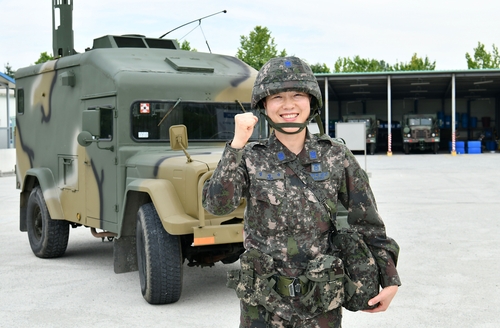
[251,56,323,110]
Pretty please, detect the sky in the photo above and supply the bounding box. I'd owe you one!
[2,0,500,74]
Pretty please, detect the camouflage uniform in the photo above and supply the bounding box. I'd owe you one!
[202,130,401,327]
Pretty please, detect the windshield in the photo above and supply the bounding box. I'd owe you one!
[347,118,370,127]
[131,101,266,142]
[408,118,433,126]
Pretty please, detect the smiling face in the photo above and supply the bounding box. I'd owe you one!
[263,90,311,134]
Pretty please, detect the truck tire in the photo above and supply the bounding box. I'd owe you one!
[26,186,69,258]
[370,143,376,155]
[136,203,183,304]
[433,143,439,154]
[403,143,410,155]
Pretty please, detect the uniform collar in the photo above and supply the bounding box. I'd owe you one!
[266,130,322,165]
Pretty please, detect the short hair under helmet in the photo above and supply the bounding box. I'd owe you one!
[251,56,323,110]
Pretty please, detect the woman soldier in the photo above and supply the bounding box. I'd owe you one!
[202,56,400,327]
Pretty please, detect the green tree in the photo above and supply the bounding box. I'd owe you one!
[334,54,435,72]
[3,62,15,79]
[465,42,500,69]
[334,56,389,73]
[236,26,287,70]
[392,53,436,71]
[309,63,331,73]
[34,52,54,65]
[180,40,197,52]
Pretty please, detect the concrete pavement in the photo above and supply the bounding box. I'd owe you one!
[1,153,499,327]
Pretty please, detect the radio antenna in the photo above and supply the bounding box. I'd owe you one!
[159,10,227,39]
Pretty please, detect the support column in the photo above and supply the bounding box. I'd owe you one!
[324,78,329,136]
[451,74,456,156]
[387,75,392,156]
[6,84,11,148]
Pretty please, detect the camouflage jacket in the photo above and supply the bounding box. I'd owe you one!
[202,131,400,316]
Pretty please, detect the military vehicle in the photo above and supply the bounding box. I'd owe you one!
[15,1,263,304]
[401,114,440,154]
[342,114,378,154]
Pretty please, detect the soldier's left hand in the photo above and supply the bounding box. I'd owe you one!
[362,285,398,313]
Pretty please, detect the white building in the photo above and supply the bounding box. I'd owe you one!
[0,72,15,149]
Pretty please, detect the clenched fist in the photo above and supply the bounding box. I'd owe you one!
[231,112,258,149]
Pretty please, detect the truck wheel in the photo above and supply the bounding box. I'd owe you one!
[26,186,69,258]
[136,203,183,304]
[433,143,439,154]
[369,143,376,155]
[403,143,410,154]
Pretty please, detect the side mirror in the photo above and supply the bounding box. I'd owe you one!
[169,125,188,151]
[77,131,94,147]
[82,109,101,137]
[77,106,115,151]
[169,125,191,163]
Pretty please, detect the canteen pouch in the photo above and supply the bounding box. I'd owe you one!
[226,249,282,312]
[300,254,345,312]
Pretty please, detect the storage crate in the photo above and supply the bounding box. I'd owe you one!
[467,141,481,148]
[467,147,481,154]
[449,141,465,154]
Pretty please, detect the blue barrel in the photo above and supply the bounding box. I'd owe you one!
[444,115,451,128]
[461,113,468,128]
[485,140,497,151]
[470,117,477,128]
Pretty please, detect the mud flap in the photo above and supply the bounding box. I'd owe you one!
[113,235,138,273]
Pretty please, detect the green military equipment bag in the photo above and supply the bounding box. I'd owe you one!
[300,254,345,313]
[329,228,380,312]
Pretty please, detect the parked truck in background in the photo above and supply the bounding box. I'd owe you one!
[342,114,378,154]
[15,1,263,305]
[401,114,440,154]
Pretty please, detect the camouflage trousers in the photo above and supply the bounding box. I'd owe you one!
[240,301,342,328]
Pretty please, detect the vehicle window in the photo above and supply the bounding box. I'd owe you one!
[17,89,24,115]
[131,101,266,142]
[100,108,113,140]
[409,118,420,126]
[420,118,432,126]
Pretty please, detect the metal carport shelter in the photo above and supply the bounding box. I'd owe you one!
[315,70,500,155]
[0,72,15,149]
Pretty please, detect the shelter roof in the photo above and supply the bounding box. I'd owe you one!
[315,69,500,101]
[0,72,15,89]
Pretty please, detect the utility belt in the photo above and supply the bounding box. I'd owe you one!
[274,275,308,297]
[227,249,345,313]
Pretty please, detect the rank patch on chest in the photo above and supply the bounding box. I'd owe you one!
[256,171,285,180]
[311,162,322,173]
[309,150,318,160]
[309,172,330,181]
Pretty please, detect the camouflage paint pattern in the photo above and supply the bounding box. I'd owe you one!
[329,229,381,311]
[240,301,342,328]
[15,40,256,244]
[203,131,401,321]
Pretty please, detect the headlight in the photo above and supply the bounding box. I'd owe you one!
[407,134,411,138]
[368,134,372,138]
[431,133,436,137]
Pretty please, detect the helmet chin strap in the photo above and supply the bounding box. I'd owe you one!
[260,109,323,136]
[261,113,314,135]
